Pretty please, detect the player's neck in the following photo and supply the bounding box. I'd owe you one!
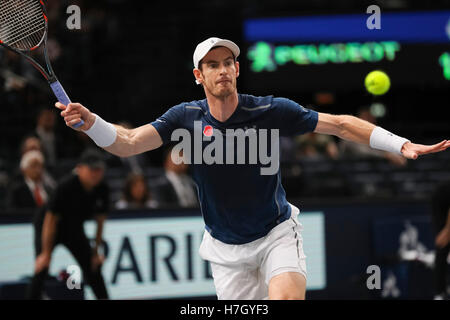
[206,91,239,123]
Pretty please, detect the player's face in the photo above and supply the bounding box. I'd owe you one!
[196,47,239,99]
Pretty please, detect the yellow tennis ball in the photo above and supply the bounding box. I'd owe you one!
[365,70,390,95]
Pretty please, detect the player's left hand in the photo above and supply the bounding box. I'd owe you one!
[91,253,105,272]
[401,140,450,159]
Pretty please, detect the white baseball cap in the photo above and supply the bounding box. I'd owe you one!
[193,37,240,70]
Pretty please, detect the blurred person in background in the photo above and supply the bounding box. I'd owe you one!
[18,135,57,189]
[27,149,110,300]
[0,49,35,129]
[292,103,339,161]
[7,150,54,211]
[154,147,198,208]
[431,180,450,300]
[339,106,407,167]
[294,132,339,160]
[20,135,43,155]
[0,47,44,101]
[34,108,61,169]
[115,172,158,209]
[0,50,29,94]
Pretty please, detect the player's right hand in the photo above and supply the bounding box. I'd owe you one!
[35,252,51,274]
[55,102,96,131]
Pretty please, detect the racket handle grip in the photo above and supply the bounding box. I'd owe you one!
[50,81,85,129]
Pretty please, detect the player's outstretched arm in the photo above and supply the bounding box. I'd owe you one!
[55,102,163,157]
[314,112,450,159]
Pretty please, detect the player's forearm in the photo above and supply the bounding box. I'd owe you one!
[84,115,163,157]
[102,125,138,157]
[41,212,58,256]
[331,115,375,144]
[341,116,411,155]
[58,103,163,156]
[316,113,410,155]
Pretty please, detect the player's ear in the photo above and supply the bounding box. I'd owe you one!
[193,68,203,85]
[235,61,240,79]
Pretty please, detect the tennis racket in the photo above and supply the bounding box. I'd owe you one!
[0,0,84,128]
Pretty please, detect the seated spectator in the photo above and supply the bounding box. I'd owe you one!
[115,173,158,209]
[294,132,339,160]
[7,150,54,211]
[14,135,57,189]
[20,135,43,155]
[1,50,28,93]
[154,147,198,208]
[34,107,60,168]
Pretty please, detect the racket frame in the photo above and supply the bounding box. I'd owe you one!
[0,1,55,83]
[0,0,84,128]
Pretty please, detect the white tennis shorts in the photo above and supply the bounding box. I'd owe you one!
[199,204,307,300]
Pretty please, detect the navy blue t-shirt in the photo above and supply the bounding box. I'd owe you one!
[151,94,318,244]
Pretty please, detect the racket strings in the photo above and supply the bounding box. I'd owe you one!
[0,1,45,50]
[0,12,44,47]
[1,19,43,45]
[0,0,41,24]
[6,23,44,47]
[0,6,43,36]
[0,5,44,45]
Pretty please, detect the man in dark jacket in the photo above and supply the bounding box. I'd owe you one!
[27,149,110,300]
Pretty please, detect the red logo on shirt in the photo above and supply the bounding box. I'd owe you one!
[203,125,213,137]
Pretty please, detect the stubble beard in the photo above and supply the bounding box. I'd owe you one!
[206,81,236,100]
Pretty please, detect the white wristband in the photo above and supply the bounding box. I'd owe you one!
[84,114,117,147]
[369,126,410,155]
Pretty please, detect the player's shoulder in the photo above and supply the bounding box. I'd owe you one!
[166,99,207,119]
[271,96,301,107]
[175,99,208,113]
[239,94,301,110]
[270,97,312,115]
[239,94,306,114]
[239,93,274,112]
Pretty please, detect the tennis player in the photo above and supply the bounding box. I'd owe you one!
[56,37,450,300]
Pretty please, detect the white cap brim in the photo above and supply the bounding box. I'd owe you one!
[193,37,240,70]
